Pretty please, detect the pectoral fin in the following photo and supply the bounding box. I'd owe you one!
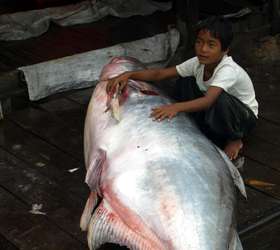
[85,149,106,192]
[81,149,107,231]
[80,191,98,231]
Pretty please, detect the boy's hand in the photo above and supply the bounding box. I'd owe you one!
[150,104,179,121]
[106,72,130,95]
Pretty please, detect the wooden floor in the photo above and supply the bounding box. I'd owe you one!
[0,7,280,250]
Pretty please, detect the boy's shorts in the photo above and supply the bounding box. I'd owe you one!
[174,77,258,148]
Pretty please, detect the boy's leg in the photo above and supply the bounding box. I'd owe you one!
[204,91,257,159]
[173,78,257,159]
[174,77,208,129]
[174,77,204,102]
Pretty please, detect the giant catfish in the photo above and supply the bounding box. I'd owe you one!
[80,56,246,250]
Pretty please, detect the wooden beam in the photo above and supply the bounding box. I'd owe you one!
[271,0,280,34]
[168,0,199,66]
[0,70,29,119]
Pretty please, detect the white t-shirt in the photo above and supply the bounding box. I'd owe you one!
[176,55,258,117]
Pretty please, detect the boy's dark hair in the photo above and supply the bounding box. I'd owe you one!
[195,16,233,51]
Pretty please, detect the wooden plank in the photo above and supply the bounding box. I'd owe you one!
[0,99,128,250]
[7,106,83,161]
[0,60,11,71]
[0,70,24,99]
[66,87,94,106]
[249,60,280,93]
[251,62,280,124]
[0,148,87,243]
[237,186,280,231]
[0,70,29,118]
[241,216,280,250]
[0,187,86,250]
[259,100,280,124]
[271,0,280,34]
[17,97,88,160]
[253,78,280,104]
[244,135,280,172]
[0,233,19,250]
[0,119,88,199]
[37,97,87,132]
[0,49,31,69]
[242,158,280,199]
[253,118,280,146]
[173,0,199,61]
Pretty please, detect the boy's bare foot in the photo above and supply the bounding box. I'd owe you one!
[224,139,243,160]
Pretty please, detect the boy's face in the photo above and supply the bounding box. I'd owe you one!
[195,29,228,66]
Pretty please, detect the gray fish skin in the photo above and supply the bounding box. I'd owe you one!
[82,56,244,250]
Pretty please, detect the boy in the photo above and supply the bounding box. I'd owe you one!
[106,16,258,161]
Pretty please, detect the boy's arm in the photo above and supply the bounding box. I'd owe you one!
[175,86,223,112]
[131,67,178,82]
[106,66,178,94]
[151,86,223,121]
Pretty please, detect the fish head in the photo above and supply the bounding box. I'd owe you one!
[99,56,146,80]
